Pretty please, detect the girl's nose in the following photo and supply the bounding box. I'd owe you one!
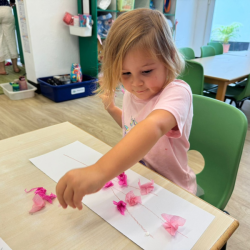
[131,77,143,86]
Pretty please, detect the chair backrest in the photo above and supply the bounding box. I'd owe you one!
[177,60,204,95]
[190,95,247,210]
[236,75,250,101]
[207,42,223,55]
[200,45,216,58]
[179,47,195,60]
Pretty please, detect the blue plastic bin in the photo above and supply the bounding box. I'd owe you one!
[37,74,97,102]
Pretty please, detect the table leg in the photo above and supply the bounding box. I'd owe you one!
[216,82,228,101]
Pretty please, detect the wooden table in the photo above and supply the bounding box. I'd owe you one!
[0,122,239,250]
[192,54,250,101]
[225,51,250,57]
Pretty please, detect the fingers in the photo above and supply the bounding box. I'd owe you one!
[56,177,68,209]
[56,173,84,210]
[64,186,76,209]
[73,191,84,210]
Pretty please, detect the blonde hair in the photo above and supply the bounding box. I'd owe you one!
[98,8,184,105]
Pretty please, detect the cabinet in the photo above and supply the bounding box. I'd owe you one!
[77,0,177,77]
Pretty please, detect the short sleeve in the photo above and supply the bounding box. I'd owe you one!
[152,82,192,138]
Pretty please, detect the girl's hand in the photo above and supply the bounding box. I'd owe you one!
[100,92,116,111]
[98,75,115,111]
[56,165,105,210]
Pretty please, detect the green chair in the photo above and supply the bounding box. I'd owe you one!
[207,42,223,55]
[190,95,247,210]
[200,45,216,58]
[235,78,248,88]
[177,60,204,95]
[200,45,217,91]
[206,75,250,109]
[179,47,195,60]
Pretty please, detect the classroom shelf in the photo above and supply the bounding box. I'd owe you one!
[97,9,120,12]
[78,0,177,78]
[164,13,175,16]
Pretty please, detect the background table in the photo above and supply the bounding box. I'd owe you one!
[192,54,250,101]
[0,122,239,250]
[225,51,250,57]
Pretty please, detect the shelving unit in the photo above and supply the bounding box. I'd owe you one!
[77,0,177,77]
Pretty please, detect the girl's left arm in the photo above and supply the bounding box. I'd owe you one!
[56,109,176,210]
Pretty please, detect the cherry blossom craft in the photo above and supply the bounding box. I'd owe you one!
[25,187,56,204]
[29,194,45,214]
[138,179,154,195]
[161,214,186,236]
[113,200,127,215]
[125,191,141,206]
[61,154,188,239]
[103,181,114,189]
[117,172,128,187]
[25,187,57,214]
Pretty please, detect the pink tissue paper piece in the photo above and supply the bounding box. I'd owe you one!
[103,181,114,189]
[138,179,154,195]
[113,200,127,215]
[117,172,128,187]
[29,194,46,214]
[125,191,141,206]
[161,214,186,236]
[25,187,56,204]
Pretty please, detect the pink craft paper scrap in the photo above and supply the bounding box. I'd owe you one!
[25,187,56,204]
[161,213,186,236]
[113,200,127,215]
[117,172,128,187]
[138,179,154,195]
[125,191,141,206]
[29,194,46,214]
[103,181,114,189]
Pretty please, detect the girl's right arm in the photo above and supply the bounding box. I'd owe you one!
[106,103,122,128]
[98,75,122,128]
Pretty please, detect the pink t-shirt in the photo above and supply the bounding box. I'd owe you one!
[122,79,197,194]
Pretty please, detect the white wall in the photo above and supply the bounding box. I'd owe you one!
[175,0,215,57]
[16,0,80,84]
[175,0,197,49]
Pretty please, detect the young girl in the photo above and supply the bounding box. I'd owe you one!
[56,8,197,210]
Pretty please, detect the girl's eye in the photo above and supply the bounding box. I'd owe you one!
[142,70,152,74]
[122,72,131,75]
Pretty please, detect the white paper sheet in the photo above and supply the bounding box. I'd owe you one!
[0,238,12,250]
[30,141,215,250]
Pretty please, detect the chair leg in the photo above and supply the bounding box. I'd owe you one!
[221,242,227,250]
[239,101,245,109]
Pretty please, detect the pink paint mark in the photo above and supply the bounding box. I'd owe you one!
[126,208,154,239]
[63,154,88,167]
[112,186,126,195]
[113,188,188,239]
[111,187,153,238]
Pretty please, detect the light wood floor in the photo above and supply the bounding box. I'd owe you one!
[0,91,249,250]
